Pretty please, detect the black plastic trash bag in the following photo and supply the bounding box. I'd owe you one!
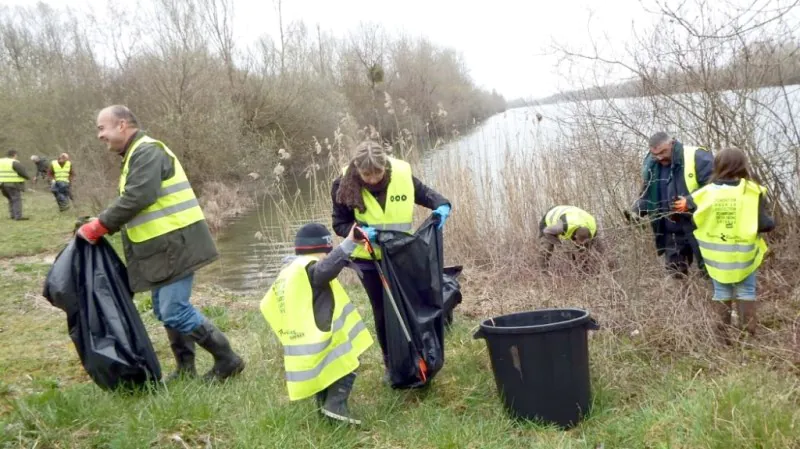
[442,265,463,328]
[376,214,449,389]
[42,237,162,390]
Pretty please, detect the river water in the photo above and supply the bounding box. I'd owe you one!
[204,87,800,295]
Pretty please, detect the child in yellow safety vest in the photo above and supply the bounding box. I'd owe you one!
[260,222,374,425]
[673,147,775,340]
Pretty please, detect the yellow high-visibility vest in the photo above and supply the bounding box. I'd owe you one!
[683,146,709,193]
[342,157,415,260]
[692,179,768,284]
[119,136,205,243]
[544,206,597,240]
[51,160,71,183]
[0,158,25,183]
[260,255,373,400]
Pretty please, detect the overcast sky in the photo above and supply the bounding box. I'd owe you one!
[6,0,658,99]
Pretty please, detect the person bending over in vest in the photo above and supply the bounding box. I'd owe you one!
[673,147,775,342]
[1,149,31,221]
[331,140,451,381]
[538,205,611,273]
[261,223,374,425]
[77,105,245,382]
[634,132,714,278]
[48,153,74,211]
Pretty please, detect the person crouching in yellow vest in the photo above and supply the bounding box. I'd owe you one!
[330,140,451,380]
[538,205,613,274]
[261,223,374,425]
[673,147,775,341]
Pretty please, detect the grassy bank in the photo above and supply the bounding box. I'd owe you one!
[2,186,800,448]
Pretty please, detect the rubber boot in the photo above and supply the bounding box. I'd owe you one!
[164,326,196,381]
[715,300,733,346]
[321,372,360,425]
[188,320,245,382]
[738,301,758,339]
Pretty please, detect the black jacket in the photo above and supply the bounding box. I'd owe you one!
[98,131,218,292]
[302,239,358,331]
[330,175,450,238]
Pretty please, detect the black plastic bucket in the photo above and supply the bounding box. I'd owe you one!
[473,308,600,429]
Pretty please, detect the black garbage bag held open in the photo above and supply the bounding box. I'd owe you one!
[42,237,162,390]
[370,213,453,389]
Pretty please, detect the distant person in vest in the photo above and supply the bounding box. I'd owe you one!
[673,147,775,341]
[48,153,74,211]
[261,223,374,425]
[634,132,714,278]
[0,149,31,220]
[538,205,611,273]
[77,105,245,382]
[30,155,50,187]
[331,140,451,379]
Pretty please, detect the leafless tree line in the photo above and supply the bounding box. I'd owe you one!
[0,0,506,203]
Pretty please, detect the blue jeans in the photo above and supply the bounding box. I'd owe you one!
[151,273,205,333]
[712,271,757,301]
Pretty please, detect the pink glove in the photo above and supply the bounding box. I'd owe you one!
[77,219,109,244]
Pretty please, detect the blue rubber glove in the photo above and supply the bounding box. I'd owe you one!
[433,204,451,230]
[360,226,377,241]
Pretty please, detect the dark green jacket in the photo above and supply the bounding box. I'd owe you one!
[98,131,218,293]
[635,140,714,254]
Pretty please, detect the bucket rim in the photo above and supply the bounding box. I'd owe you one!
[477,308,593,335]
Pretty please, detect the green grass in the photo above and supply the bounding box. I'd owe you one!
[1,201,799,447]
[0,190,86,259]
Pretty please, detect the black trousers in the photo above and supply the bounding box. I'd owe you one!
[359,269,389,365]
[663,232,705,276]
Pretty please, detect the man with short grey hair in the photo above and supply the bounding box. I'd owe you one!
[77,105,245,382]
[634,132,714,277]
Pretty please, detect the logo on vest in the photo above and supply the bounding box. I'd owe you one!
[688,173,694,178]
[390,194,408,202]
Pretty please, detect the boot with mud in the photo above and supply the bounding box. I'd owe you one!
[714,300,734,346]
[164,326,196,381]
[188,320,245,382]
[321,372,361,425]
[738,301,758,341]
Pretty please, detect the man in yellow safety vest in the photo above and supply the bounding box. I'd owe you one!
[0,149,31,220]
[77,105,245,382]
[538,205,611,273]
[48,153,74,211]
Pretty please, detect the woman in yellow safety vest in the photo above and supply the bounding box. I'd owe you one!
[330,140,451,379]
[673,147,775,340]
[261,223,373,425]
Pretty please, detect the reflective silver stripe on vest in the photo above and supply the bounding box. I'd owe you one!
[127,197,200,228]
[284,321,368,382]
[159,181,192,197]
[283,303,356,356]
[703,249,761,271]
[372,223,412,232]
[698,241,756,253]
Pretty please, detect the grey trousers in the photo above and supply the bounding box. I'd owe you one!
[1,183,23,219]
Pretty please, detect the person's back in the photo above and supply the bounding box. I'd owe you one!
[680,147,775,341]
[261,223,373,425]
[1,150,30,220]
